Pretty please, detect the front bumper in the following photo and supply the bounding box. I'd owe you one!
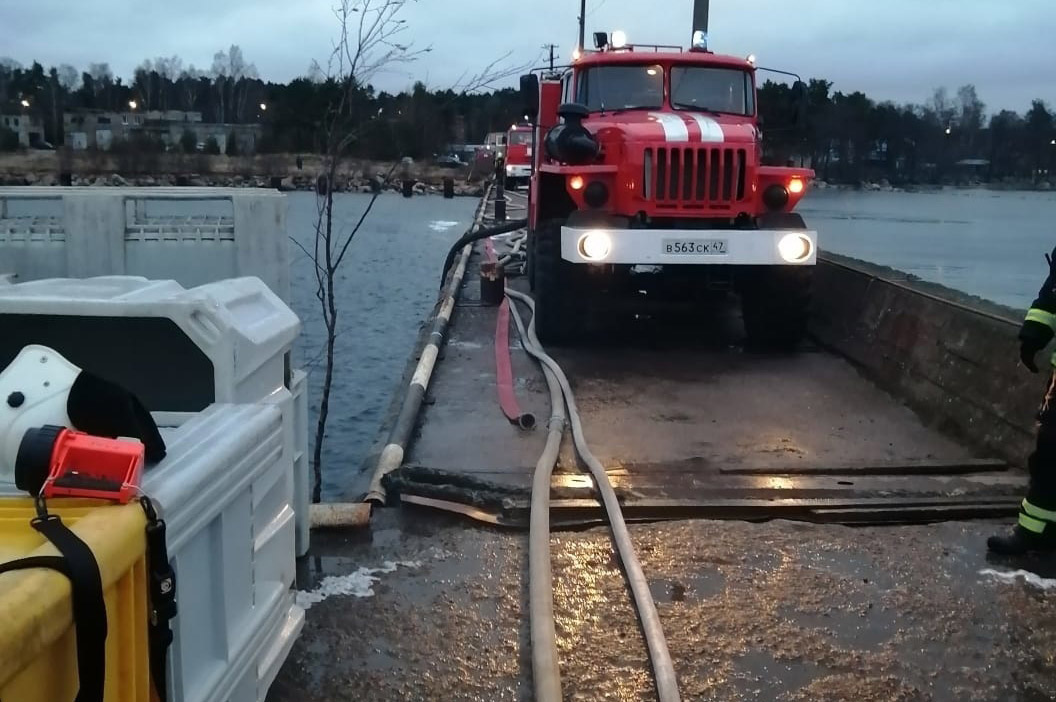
[560,226,818,266]
[505,164,532,179]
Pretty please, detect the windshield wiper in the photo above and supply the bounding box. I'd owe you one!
[671,102,724,115]
[610,105,658,114]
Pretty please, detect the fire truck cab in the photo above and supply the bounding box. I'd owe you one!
[520,30,816,348]
[504,123,534,187]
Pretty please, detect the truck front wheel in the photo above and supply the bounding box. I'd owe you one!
[740,266,813,351]
[530,219,583,344]
[739,212,814,350]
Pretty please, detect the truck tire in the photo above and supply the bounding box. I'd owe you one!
[531,219,582,344]
[740,212,813,350]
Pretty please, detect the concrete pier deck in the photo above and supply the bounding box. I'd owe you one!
[270,189,1056,702]
[393,189,1024,523]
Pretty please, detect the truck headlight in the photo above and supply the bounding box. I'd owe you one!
[778,233,813,263]
[578,230,611,261]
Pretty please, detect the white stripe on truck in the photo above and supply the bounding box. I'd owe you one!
[687,113,725,143]
[649,113,689,142]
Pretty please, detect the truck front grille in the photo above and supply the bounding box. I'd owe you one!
[642,147,748,208]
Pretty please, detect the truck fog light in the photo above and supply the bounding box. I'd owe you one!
[584,181,610,207]
[578,230,611,261]
[763,184,789,210]
[778,233,813,263]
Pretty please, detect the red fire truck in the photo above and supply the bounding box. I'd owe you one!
[504,123,534,187]
[520,22,816,348]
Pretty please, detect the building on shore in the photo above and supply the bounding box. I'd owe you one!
[0,112,47,148]
[63,109,261,154]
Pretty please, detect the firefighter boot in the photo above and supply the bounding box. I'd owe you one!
[987,525,1056,556]
[988,496,1056,555]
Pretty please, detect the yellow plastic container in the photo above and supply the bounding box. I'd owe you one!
[0,497,151,702]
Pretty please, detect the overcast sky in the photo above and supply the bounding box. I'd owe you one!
[1,0,1051,113]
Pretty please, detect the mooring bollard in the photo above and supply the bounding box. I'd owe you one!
[494,178,506,222]
[443,177,455,199]
[480,261,505,306]
[402,180,414,198]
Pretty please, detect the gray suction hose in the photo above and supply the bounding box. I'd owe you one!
[527,360,565,702]
[507,288,682,702]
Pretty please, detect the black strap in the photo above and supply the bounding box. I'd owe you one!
[141,497,176,702]
[0,512,107,702]
[0,555,69,577]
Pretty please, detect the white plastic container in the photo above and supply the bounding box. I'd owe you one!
[290,369,310,556]
[0,275,299,411]
[145,401,303,702]
[0,275,309,702]
[0,187,290,303]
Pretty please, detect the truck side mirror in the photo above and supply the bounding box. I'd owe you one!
[520,74,540,122]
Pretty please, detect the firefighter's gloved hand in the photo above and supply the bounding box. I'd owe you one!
[1020,320,1053,373]
[1039,246,1056,302]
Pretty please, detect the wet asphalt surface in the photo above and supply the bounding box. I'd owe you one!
[270,189,1054,700]
[271,509,1056,702]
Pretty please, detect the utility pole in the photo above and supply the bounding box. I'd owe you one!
[543,44,559,71]
[578,0,586,52]
[692,0,710,38]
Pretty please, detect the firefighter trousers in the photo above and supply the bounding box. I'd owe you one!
[1021,369,1056,537]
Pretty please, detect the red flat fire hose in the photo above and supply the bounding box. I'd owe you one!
[487,237,535,430]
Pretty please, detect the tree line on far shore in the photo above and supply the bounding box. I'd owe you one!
[1,50,1053,185]
[759,80,1055,186]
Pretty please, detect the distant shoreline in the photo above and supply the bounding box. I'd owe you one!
[0,151,1051,196]
[811,179,1054,195]
[0,151,491,194]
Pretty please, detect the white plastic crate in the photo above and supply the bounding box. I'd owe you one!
[0,275,299,410]
[290,369,310,557]
[0,275,310,701]
[145,402,302,702]
[0,187,290,304]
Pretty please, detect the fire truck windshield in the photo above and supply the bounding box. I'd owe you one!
[576,64,664,112]
[508,131,532,145]
[670,66,755,116]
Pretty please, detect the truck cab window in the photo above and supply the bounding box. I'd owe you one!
[671,67,753,116]
[577,64,663,112]
[561,71,573,105]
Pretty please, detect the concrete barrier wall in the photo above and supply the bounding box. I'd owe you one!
[811,253,1040,467]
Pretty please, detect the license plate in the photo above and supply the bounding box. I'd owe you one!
[662,239,728,255]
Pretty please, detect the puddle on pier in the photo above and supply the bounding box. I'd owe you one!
[649,569,725,603]
[731,649,825,700]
